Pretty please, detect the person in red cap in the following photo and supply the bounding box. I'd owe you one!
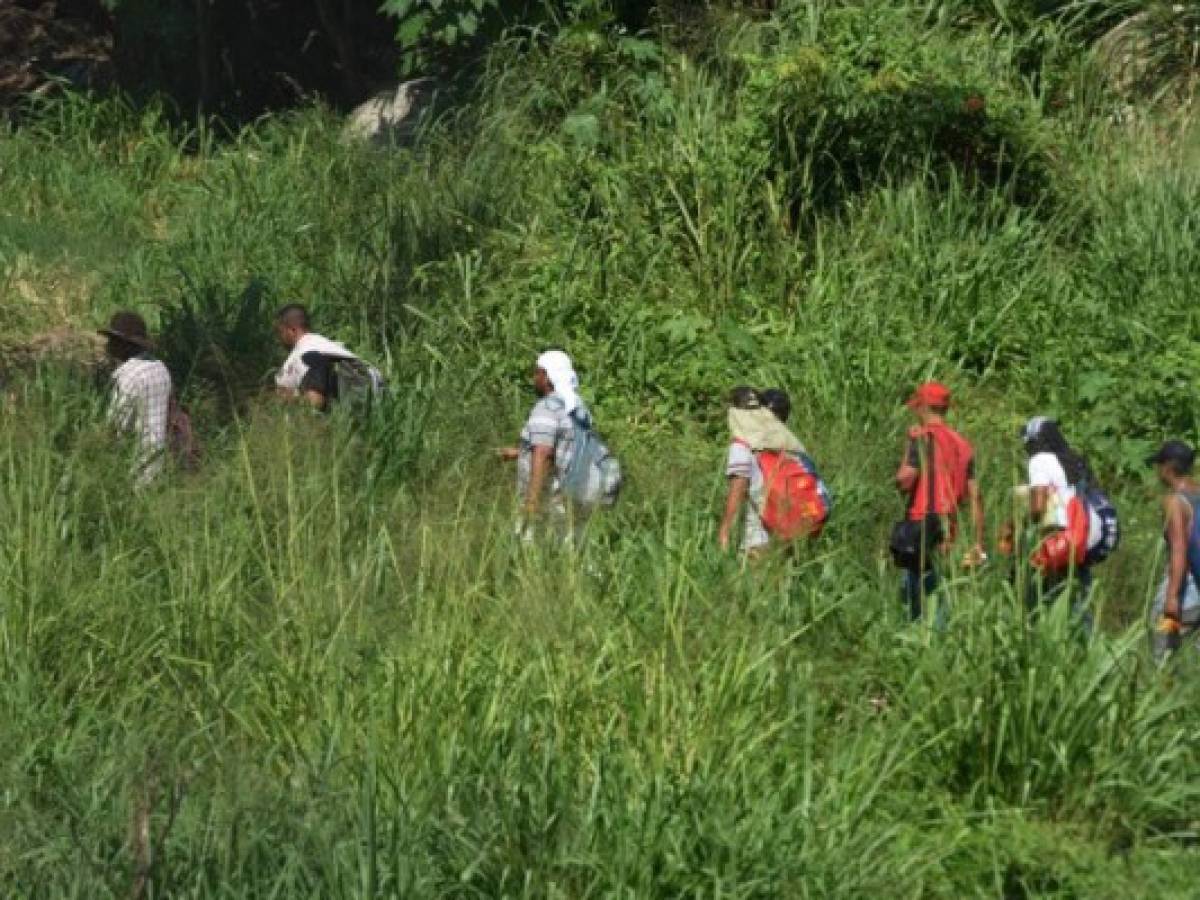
[893,381,985,620]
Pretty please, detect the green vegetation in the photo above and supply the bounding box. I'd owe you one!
[2,1,1200,895]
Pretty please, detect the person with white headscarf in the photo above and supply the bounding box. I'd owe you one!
[497,349,597,544]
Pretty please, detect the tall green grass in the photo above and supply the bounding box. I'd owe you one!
[0,376,1197,896]
[2,2,1200,893]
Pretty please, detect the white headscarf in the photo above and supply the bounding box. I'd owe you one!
[537,350,580,414]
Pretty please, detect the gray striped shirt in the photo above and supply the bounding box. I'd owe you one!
[517,394,586,499]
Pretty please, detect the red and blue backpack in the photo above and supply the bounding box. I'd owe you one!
[751,448,832,540]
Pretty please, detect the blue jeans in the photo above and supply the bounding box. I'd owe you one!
[1150,575,1200,662]
[902,564,941,622]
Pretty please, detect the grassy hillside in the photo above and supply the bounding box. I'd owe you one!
[2,2,1200,895]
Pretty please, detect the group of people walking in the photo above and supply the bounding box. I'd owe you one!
[98,307,1199,660]
[716,378,1197,659]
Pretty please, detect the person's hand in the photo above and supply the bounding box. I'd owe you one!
[962,545,988,569]
[997,521,1015,557]
[907,425,923,440]
[496,447,519,462]
[718,525,731,551]
[1156,615,1182,635]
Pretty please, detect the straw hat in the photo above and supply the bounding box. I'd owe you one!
[98,311,155,351]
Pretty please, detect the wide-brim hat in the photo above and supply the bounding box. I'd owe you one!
[99,311,155,350]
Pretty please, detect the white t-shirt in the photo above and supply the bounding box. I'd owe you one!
[726,441,769,550]
[275,332,360,392]
[1027,452,1101,549]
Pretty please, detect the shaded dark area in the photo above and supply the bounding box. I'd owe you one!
[0,0,401,119]
[111,0,401,118]
[0,0,114,102]
[0,1,712,121]
[156,276,276,422]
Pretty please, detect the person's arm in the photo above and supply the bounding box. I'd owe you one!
[1025,453,1056,523]
[1028,486,1050,521]
[719,477,749,551]
[496,447,519,462]
[523,444,553,517]
[1163,494,1189,622]
[966,477,986,563]
[295,353,334,412]
[998,519,1016,556]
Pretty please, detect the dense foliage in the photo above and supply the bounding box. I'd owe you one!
[1,0,1199,894]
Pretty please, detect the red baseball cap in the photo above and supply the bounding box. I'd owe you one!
[906,381,951,409]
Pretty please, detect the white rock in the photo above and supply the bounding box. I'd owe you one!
[342,78,438,146]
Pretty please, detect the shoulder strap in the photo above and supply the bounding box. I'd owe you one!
[924,434,937,517]
[1177,492,1199,529]
[904,433,936,517]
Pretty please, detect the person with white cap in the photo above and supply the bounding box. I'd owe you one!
[497,350,617,545]
[1006,416,1104,614]
[100,310,173,486]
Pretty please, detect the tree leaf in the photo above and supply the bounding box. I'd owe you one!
[562,112,600,149]
[395,11,431,48]
[378,0,415,18]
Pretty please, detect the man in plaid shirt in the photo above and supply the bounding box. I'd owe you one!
[100,311,173,486]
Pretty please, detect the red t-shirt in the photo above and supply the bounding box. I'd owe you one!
[906,423,975,522]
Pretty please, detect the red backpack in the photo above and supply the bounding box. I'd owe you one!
[754,449,832,540]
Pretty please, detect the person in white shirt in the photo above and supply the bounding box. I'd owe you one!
[100,311,173,486]
[1009,416,1101,614]
[273,304,383,412]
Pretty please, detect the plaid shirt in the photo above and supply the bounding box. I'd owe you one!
[109,355,172,484]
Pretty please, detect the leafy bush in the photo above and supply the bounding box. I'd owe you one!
[736,5,1056,219]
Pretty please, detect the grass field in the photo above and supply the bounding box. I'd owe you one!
[2,2,1200,895]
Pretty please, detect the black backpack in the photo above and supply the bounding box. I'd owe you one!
[331,357,387,412]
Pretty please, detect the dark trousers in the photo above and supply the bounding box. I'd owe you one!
[1026,566,1094,633]
[902,563,940,622]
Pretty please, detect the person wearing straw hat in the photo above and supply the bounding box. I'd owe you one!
[100,310,173,486]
